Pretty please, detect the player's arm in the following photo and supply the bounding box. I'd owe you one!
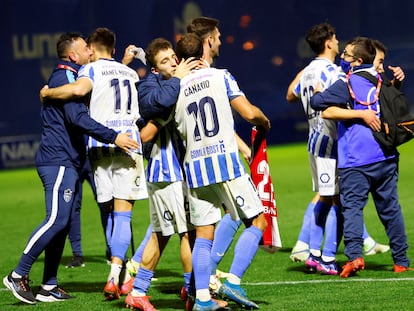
[64,102,139,152]
[140,120,161,143]
[321,106,381,132]
[230,95,271,131]
[286,69,303,102]
[40,77,92,102]
[235,132,251,163]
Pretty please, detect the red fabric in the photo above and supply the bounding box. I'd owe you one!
[250,127,282,253]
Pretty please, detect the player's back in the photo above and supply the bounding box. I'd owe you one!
[79,59,141,150]
[175,67,245,188]
[79,59,140,126]
[297,58,341,158]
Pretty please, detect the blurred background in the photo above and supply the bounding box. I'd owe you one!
[1,0,414,168]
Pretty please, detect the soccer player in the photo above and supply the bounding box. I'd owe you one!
[122,37,201,310]
[3,32,138,304]
[310,36,411,277]
[174,33,271,310]
[286,23,390,270]
[286,22,343,274]
[187,16,249,292]
[39,27,148,299]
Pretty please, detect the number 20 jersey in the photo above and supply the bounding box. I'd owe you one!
[78,58,142,153]
[175,68,246,189]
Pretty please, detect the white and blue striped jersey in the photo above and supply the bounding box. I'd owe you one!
[146,120,185,183]
[78,58,142,154]
[293,57,343,159]
[174,67,246,188]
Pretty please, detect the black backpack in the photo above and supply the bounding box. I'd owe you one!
[351,71,414,151]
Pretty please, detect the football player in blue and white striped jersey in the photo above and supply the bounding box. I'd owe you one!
[123,38,201,310]
[174,33,270,310]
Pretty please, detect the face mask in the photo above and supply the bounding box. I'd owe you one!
[340,59,352,74]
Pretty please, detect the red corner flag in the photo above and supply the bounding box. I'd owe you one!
[250,127,282,253]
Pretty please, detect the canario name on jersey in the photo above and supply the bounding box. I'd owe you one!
[175,67,246,188]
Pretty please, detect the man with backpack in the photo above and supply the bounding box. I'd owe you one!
[310,36,412,277]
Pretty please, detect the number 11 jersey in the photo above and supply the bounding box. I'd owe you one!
[78,58,142,153]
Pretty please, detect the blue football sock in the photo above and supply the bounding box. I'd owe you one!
[105,211,114,254]
[133,267,154,294]
[133,224,152,263]
[229,226,262,278]
[297,201,315,243]
[362,224,369,240]
[184,271,192,292]
[309,200,331,253]
[110,211,132,260]
[210,213,241,274]
[322,205,339,259]
[192,238,213,291]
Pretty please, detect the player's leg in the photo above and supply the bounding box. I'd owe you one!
[318,203,341,275]
[290,193,319,262]
[339,167,368,278]
[188,186,222,310]
[100,154,147,300]
[4,166,77,304]
[307,157,336,273]
[362,224,390,256]
[66,179,84,268]
[125,181,178,309]
[371,160,410,271]
[126,224,153,277]
[104,198,134,299]
[217,175,264,309]
[210,211,242,276]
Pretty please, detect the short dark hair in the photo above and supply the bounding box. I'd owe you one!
[349,36,376,64]
[187,16,219,40]
[372,39,388,56]
[145,38,173,68]
[305,22,336,55]
[56,32,83,59]
[87,27,116,55]
[176,33,203,61]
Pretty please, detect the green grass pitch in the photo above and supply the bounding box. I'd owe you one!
[1,142,414,310]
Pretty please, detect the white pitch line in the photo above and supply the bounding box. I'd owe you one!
[243,277,414,286]
[1,277,413,292]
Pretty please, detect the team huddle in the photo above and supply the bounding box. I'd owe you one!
[2,17,413,311]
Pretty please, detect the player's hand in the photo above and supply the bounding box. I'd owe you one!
[388,65,405,82]
[122,44,138,66]
[39,85,49,103]
[114,132,139,153]
[174,57,199,79]
[361,109,381,132]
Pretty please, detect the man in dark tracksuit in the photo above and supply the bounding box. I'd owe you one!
[3,32,138,304]
[310,36,411,278]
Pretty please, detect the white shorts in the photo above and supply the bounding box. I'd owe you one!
[189,174,264,226]
[147,181,193,236]
[309,153,339,196]
[91,151,148,203]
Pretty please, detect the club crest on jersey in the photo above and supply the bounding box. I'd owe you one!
[236,195,245,207]
[63,189,73,202]
[319,173,331,184]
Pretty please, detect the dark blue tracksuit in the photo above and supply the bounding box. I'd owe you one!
[310,66,409,267]
[15,60,118,285]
